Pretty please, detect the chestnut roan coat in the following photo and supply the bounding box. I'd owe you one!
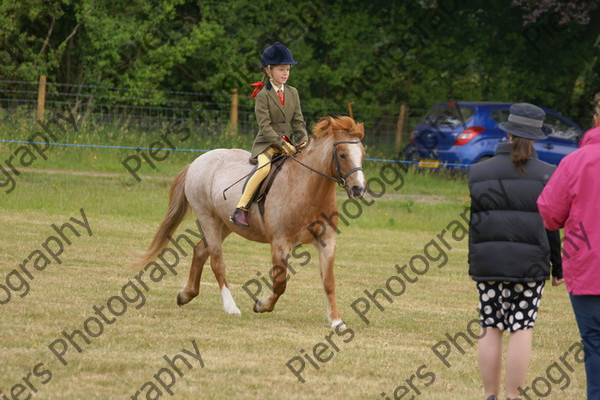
[134,116,366,327]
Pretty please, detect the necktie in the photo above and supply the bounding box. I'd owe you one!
[277,89,284,106]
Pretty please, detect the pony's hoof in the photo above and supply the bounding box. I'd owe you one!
[177,292,194,306]
[330,320,346,329]
[225,304,242,315]
[253,301,262,313]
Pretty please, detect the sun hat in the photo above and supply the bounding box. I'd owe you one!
[499,102,552,140]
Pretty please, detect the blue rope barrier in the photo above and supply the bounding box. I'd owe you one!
[0,139,211,153]
[0,139,472,167]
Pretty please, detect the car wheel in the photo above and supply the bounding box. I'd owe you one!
[404,143,420,162]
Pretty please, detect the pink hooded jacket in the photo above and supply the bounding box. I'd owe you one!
[537,126,600,295]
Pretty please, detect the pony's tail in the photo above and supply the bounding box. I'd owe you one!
[132,165,191,268]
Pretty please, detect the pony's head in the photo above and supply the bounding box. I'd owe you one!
[309,116,366,199]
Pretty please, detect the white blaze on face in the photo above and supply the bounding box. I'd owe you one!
[346,143,366,189]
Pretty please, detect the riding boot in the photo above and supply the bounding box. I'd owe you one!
[230,207,249,227]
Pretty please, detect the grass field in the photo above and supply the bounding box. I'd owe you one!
[0,121,586,399]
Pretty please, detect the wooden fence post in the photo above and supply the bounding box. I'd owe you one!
[37,75,47,122]
[229,88,238,137]
[347,101,354,119]
[395,103,407,153]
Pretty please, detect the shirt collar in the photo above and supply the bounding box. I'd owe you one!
[270,80,284,91]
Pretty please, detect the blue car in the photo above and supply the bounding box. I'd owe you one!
[406,102,583,168]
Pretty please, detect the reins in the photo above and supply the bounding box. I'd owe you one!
[287,155,339,183]
[289,140,363,188]
[222,140,363,200]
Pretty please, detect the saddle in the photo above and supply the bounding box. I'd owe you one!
[244,155,288,217]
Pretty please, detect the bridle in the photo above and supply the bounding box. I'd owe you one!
[289,140,363,188]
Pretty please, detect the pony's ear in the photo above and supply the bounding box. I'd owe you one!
[354,122,365,140]
[314,116,333,137]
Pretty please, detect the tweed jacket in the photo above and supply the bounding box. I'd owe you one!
[251,81,308,158]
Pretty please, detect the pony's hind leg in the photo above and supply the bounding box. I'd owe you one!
[200,223,240,315]
[210,246,241,315]
[177,239,209,306]
[176,219,239,315]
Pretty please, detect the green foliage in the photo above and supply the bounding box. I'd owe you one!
[1,0,599,126]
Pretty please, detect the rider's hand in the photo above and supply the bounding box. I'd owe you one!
[282,141,297,156]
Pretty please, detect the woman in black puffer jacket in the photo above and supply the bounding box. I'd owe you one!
[468,103,563,400]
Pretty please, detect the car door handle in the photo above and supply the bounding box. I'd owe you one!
[543,144,553,149]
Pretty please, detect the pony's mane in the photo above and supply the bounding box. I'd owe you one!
[312,116,365,140]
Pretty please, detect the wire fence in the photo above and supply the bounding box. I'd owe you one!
[0,79,425,147]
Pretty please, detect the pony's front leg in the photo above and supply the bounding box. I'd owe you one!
[317,237,343,328]
[253,243,291,313]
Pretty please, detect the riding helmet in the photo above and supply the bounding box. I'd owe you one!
[260,42,297,67]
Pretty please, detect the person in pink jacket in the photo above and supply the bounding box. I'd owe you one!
[537,93,600,400]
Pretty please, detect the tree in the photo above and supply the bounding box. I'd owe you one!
[0,0,598,128]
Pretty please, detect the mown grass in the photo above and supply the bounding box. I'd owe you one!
[0,121,585,399]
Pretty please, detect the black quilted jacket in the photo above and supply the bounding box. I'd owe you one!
[468,143,562,282]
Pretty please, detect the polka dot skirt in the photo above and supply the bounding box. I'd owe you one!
[477,281,545,332]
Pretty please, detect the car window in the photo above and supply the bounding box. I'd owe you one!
[422,105,474,129]
[491,109,510,125]
[544,114,580,141]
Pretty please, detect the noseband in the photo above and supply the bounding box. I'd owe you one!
[289,141,363,188]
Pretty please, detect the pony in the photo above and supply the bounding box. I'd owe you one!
[134,116,366,327]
